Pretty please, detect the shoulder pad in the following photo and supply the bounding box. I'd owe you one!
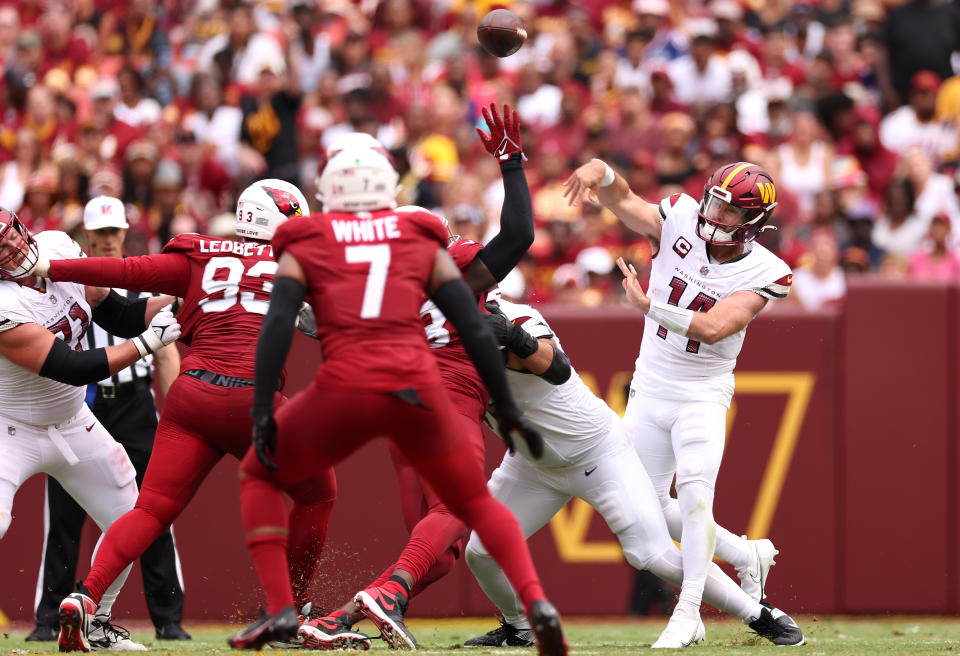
[160,233,208,255]
[658,193,683,223]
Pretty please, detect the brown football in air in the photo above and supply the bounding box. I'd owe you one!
[477,9,527,58]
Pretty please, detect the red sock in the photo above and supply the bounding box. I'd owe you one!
[286,472,336,608]
[410,541,462,598]
[241,475,294,614]
[86,509,165,603]
[392,510,466,584]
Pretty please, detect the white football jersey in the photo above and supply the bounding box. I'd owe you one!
[492,300,626,468]
[633,194,792,406]
[0,231,90,426]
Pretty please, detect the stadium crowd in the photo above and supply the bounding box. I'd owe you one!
[1,0,959,309]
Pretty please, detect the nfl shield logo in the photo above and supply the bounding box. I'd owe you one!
[7,425,15,435]
[699,266,709,276]
[49,295,57,303]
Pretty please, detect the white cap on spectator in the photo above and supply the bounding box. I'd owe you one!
[712,0,743,21]
[633,0,669,16]
[83,196,129,231]
[576,247,614,275]
[90,76,119,100]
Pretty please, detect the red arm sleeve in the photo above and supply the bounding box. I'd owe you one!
[48,254,191,297]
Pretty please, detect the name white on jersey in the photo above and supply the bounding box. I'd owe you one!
[635,194,792,406]
[494,300,624,468]
[0,231,90,425]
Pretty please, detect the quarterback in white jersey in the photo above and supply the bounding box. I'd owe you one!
[464,299,804,648]
[0,210,181,650]
[563,160,795,647]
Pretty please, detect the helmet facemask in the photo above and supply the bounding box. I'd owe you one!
[696,185,776,245]
[0,212,39,280]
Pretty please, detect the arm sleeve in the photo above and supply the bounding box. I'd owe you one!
[431,279,518,414]
[91,290,148,338]
[253,277,304,414]
[49,254,190,297]
[477,153,534,280]
[39,338,111,386]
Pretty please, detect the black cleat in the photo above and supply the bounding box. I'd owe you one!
[155,623,192,640]
[529,600,567,656]
[228,606,299,650]
[354,585,417,650]
[748,603,806,646]
[26,625,58,642]
[464,618,535,647]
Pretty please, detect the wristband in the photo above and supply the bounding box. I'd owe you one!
[593,159,615,187]
[645,299,694,337]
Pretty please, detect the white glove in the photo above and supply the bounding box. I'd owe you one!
[296,302,318,340]
[132,305,182,357]
[30,255,51,278]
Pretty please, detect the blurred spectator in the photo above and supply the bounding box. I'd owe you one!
[239,59,301,185]
[880,0,960,107]
[18,166,61,233]
[838,105,898,201]
[181,73,244,174]
[667,34,732,107]
[198,4,286,87]
[879,70,956,163]
[872,179,929,257]
[87,76,142,163]
[772,110,833,222]
[908,214,960,280]
[114,67,162,127]
[902,148,960,228]
[0,128,41,212]
[791,228,846,310]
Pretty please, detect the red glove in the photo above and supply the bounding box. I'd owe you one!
[476,103,526,161]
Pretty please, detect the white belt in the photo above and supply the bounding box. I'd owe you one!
[47,424,79,466]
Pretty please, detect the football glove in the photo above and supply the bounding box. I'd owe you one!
[483,302,538,358]
[476,103,525,161]
[132,305,181,357]
[492,405,543,459]
[251,411,279,472]
[295,302,318,340]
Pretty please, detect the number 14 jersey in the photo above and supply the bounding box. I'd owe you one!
[634,193,792,406]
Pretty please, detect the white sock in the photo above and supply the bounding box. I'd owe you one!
[465,549,530,629]
[660,496,753,570]
[648,550,762,621]
[675,482,716,609]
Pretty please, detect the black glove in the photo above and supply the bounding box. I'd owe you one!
[251,410,279,472]
[493,405,544,459]
[483,302,538,358]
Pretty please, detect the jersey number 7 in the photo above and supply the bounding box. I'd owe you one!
[656,276,717,353]
[346,244,391,319]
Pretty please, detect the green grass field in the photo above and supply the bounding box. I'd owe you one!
[2,616,959,655]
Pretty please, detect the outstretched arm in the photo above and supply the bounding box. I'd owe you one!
[42,253,191,297]
[465,104,534,292]
[564,160,663,251]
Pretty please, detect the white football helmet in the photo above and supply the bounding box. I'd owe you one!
[318,148,399,212]
[324,131,390,161]
[235,179,309,241]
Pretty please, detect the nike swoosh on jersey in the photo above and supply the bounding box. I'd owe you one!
[85,424,95,432]
[584,466,598,476]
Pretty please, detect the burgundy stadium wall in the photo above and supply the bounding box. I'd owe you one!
[0,279,956,621]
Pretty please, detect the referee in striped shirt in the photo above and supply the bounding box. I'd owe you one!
[27,197,189,642]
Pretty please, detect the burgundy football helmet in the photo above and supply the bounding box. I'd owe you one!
[697,162,778,245]
[0,208,39,280]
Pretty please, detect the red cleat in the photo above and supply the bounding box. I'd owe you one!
[530,600,568,656]
[58,592,97,652]
[299,610,372,650]
[354,586,417,650]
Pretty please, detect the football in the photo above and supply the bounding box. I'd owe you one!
[477,9,527,58]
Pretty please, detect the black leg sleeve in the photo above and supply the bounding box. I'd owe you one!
[478,153,534,281]
[254,277,305,414]
[35,477,87,629]
[430,279,518,415]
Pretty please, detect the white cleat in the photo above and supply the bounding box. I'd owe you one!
[651,612,705,649]
[737,538,778,602]
[88,616,147,651]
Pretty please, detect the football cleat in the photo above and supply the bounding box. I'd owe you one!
[88,616,147,651]
[26,625,58,642]
[651,611,705,648]
[747,603,805,646]
[299,609,372,650]
[737,538,778,602]
[228,605,300,650]
[58,592,97,652]
[465,618,535,647]
[529,600,568,656]
[155,623,192,640]
[354,586,417,650]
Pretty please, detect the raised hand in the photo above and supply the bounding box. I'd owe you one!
[476,103,525,161]
[616,257,649,308]
[561,160,606,207]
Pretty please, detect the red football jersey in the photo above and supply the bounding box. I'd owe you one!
[48,233,277,378]
[420,238,489,412]
[272,207,448,391]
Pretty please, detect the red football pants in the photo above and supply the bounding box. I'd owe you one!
[239,382,544,612]
[84,375,336,604]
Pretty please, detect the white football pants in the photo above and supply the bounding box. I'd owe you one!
[0,404,138,617]
[465,420,762,627]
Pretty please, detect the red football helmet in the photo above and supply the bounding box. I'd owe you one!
[0,208,39,280]
[697,162,778,245]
